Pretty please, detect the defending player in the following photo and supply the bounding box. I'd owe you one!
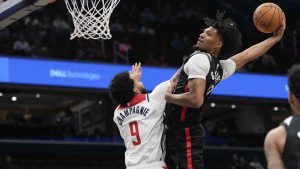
[109,63,178,169]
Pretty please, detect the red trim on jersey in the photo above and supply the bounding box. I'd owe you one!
[185,128,193,169]
[162,166,168,169]
[180,85,190,122]
[119,94,146,109]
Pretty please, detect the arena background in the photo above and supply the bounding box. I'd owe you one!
[0,0,299,168]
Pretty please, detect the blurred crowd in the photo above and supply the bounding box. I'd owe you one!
[0,111,267,169]
[0,110,267,169]
[0,0,298,74]
[0,106,110,141]
[0,107,265,149]
[0,154,124,169]
[0,153,265,169]
[228,154,264,169]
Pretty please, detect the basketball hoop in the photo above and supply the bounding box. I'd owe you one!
[64,0,120,40]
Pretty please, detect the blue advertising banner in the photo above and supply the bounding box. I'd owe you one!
[0,56,288,99]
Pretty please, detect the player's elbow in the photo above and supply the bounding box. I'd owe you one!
[190,95,204,108]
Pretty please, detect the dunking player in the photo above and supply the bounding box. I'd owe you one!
[109,63,179,169]
[164,11,286,169]
[264,65,300,169]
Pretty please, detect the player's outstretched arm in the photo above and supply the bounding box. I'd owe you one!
[264,126,286,169]
[230,20,285,70]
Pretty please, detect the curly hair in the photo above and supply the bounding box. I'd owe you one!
[109,71,135,105]
[288,65,300,101]
[204,11,243,59]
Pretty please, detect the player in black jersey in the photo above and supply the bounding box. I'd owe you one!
[264,65,300,169]
[164,11,286,169]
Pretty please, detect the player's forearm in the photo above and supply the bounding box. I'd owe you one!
[243,37,278,62]
[232,36,279,69]
[170,67,181,83]
[268,162,285,169]
[165,92,203,108]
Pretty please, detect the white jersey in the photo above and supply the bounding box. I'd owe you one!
[113,81,169,169]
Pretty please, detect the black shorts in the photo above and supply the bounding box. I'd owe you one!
[165,125,205,169]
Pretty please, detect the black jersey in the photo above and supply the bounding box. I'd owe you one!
[281,115,300,169]
[165,51,223,129]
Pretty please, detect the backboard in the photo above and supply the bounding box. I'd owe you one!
[0,0,53,29]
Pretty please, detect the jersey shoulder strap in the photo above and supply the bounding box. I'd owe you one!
[182,50,210,64]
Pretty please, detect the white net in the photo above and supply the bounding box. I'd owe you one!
[64,0,120,40]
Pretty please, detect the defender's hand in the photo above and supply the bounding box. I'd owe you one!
[130,62,142,82]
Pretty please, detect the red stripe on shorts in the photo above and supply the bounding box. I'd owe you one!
[185,128,193,169]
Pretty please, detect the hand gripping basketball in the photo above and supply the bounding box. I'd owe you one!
[253,3,285,33]
[272,20,286,42]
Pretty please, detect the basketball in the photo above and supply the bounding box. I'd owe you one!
[253,3,285,33]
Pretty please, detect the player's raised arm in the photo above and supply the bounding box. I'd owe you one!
[129,62,142,82]
[167,66,182,93]
[149,66,183,104]
[230,20,285,70]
